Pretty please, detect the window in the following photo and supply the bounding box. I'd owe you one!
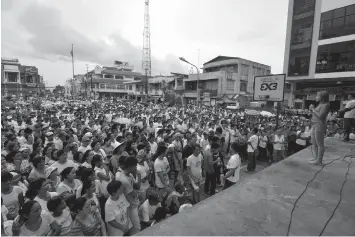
[7,72,18,82]
[319,4,355,39]
[129,85,133,90]
[226,80,234,91]
[293,0,315,15]
[288,48,310,76]
[177,79,183,86]
[115,75,124,80]
[99,84,106,89]
[104,74,113,79]
[241,64,249,75]
[240,82,247,92]
[316,40,355,73]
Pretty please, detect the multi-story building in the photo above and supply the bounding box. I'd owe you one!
[124,73,188,103]
[82,61,142,99]
[183,55,271,106]
[65,75,84,98]
[283,0,355,109]
[1,57,45,98]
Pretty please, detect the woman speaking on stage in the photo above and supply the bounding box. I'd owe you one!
[309,91,330,165]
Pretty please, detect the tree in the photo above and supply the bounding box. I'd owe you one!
[53,85,65,96]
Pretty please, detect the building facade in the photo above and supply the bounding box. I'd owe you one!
[183,56,271,106]
[1,57,45,99]
[123,73,188,103]
[283,0,355,110]
[82,61,143,99]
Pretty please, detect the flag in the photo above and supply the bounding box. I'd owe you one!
[70,49,73,57]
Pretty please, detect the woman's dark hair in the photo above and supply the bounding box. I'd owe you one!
[103,137,110,144]
[113,145,123,155]
[156,145,167,157]
[73,197,87,213]
[60,167,74,181]
[73,151,83,163]
[123,156,138,169]
[91,140,100,150]
[91,154,102,169]
[42,145,51,156]
[51,149,58,159]
[153,207,167,222]
[56,150,65,159]
[25,178,46,200]
[47,196,62,212]
[1,171,13,183]
[81,180,94,196]
[18,129,24,137]
[106,180,122,196]
[19,200,38,222]
[82,150,92,163]
[76,167,93,182]
[5,152,16,164]
[31,156,45,168]
[230,142,240,153]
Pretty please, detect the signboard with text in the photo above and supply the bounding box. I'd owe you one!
[253,74,285,102]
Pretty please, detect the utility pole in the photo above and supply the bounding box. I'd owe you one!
[85,64,89,98]
[142,0,151,103]
[145,68,148,102]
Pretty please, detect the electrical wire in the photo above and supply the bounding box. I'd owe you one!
[319,156,354,236]
[286,154,354,236]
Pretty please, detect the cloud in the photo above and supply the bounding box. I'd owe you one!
[16,1,184,75]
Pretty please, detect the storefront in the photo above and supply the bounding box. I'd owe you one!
[294,82,355,110]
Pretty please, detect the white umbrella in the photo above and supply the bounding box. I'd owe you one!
[245,109,260,116]
[113,118,132,125]
[261,111,276,117]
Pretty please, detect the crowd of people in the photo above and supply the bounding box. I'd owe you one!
[1,93,355,236]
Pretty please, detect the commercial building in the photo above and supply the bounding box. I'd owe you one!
[1,57,45,99]
[82,61,143,99]
[183,56,271,106]
[65,75,83,98]
[283,0,355,109]
[124,73,188,103]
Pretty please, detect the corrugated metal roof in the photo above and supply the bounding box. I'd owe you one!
[149,77,174,84]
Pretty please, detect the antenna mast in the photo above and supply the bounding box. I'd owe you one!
[142,0,151,100]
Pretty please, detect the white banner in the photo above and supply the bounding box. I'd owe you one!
[253,74,285,102]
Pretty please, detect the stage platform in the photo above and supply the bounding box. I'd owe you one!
[137,138,355,236]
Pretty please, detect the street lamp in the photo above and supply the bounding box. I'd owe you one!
[179,57,200,106]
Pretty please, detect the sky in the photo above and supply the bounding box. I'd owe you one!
[1,0,334,87]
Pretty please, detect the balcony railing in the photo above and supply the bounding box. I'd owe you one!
[93,88,126,93]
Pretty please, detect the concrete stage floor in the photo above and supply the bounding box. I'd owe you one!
[137,138,355,236]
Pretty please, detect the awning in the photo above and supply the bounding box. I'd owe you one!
[4,65,19,72]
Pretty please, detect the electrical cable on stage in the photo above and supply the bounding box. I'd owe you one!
[286,152,355,236]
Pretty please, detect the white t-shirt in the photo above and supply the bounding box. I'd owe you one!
[1,186,23,220]
[186,154,203,180]
[273,135,285,151]
[52,208,73,236]
[105,196,132,232]
[247,135,259,153]
[258,136,268,148]
[137,163,150,192]
[34,192,58,213]
[149,142,158,155]
[226,154,241,183]
[296,131,307,146]
[154,157,170,189]
[344,100,355,118]
[19,211,55,236]
[138,199,162,222]
[56,179,82,197]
